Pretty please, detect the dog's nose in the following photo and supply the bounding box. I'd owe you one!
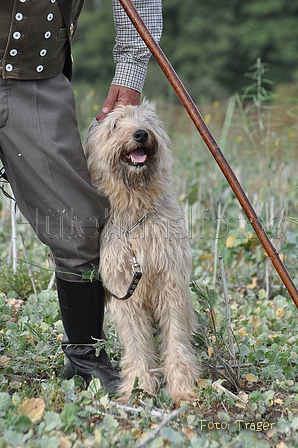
[133,129,148,144]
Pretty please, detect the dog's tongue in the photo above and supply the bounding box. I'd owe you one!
[128,149,147,164]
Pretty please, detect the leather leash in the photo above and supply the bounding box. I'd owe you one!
[109,214,150,300]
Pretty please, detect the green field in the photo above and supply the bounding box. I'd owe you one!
[1,66,298,447]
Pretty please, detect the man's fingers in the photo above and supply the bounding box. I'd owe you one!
[96,86,141,121]
[96,86,118,121]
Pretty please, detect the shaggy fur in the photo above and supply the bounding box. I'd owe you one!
[84,101,200,401]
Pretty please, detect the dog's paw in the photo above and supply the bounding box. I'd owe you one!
[169,390,198,406]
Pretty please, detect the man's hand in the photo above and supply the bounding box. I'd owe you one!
[96,85,141,121]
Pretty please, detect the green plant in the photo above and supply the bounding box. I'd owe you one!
[1,72,298,445]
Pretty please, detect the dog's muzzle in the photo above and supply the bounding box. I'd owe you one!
[125,129,149,167]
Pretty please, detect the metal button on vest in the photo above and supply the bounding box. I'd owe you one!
[1,0,71,80]
[15,13,24,21]
[13,32,21,40]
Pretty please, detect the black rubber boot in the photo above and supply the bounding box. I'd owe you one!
[56,275,120,394]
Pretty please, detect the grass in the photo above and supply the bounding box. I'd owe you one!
[1,63,298,447]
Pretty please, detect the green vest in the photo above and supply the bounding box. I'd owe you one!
[0,0,84,80]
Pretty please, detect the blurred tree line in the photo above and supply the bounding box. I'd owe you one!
[72,0,298,104]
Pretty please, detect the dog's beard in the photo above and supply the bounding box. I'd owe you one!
[115,159,158,189]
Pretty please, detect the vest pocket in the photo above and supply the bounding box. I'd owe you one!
[58,28,67,40]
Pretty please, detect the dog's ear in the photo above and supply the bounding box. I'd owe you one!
[86,118,99,134]
[83,119,99,157]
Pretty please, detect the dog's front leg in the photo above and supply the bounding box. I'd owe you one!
[109,297,160,399]
[154,284,200,402]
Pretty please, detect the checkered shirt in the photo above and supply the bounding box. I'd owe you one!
[112,0,163,93]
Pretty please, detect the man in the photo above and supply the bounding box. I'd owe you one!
[0,0,162,394]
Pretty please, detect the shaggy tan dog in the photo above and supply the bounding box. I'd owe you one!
[85,101,200,401]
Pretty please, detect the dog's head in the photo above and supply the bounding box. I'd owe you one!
[85,100,172,192]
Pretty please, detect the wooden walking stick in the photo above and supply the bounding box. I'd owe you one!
[119,0,298,308]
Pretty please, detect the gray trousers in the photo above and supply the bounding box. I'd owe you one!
[0,73,109,281]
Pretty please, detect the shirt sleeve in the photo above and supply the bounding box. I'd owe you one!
[112,0,163,93]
